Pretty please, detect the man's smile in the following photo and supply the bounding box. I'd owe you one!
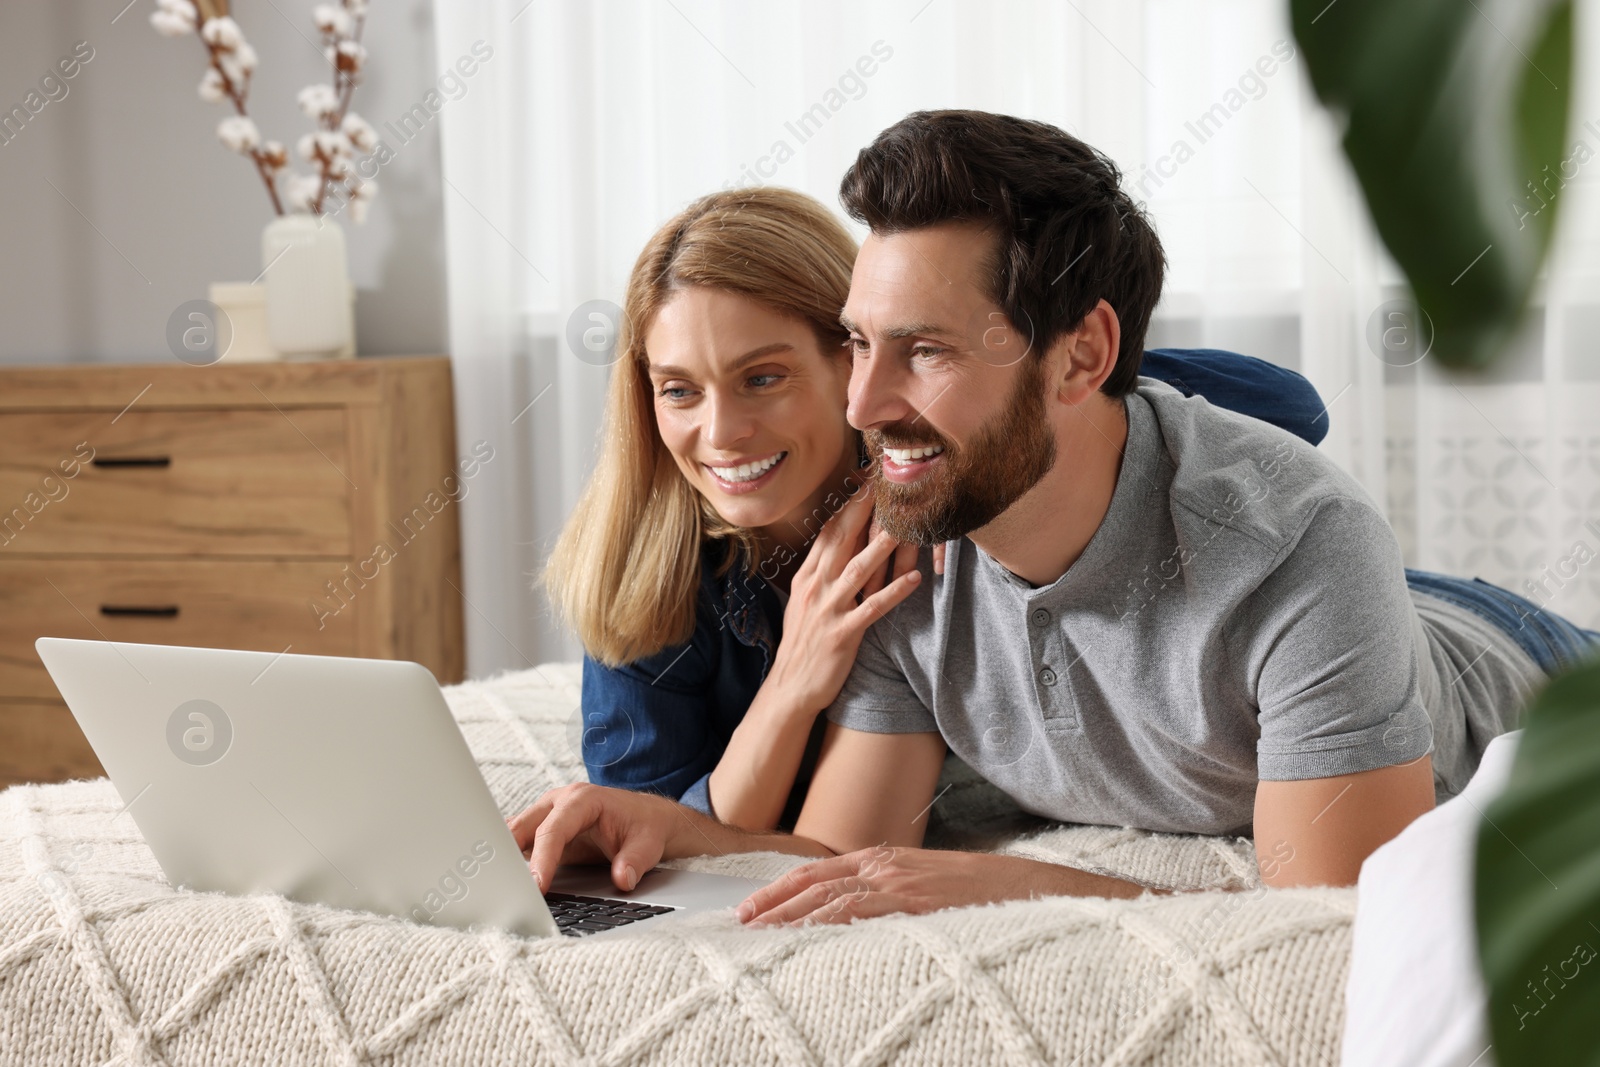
[879,444,945,482]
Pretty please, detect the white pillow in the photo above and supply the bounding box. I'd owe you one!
[1339,729,1522,1067]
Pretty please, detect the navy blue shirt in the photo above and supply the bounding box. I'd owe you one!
[578,348,1327,823]
[579,539,824,827]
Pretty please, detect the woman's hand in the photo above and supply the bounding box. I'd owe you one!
[507,782,832,895]
[862,526,948,590]
[701,488,927,831]
[768,483,923,716]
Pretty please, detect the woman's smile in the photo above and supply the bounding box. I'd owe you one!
[705,450,789,494]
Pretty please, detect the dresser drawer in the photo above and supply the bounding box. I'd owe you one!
[0,560,358,700]
[0,408,351,557]
[0,702,103,788]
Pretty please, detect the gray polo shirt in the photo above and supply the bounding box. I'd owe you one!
[826,377,1541,836]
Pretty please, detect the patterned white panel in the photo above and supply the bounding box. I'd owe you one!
[1385,423,1600,631]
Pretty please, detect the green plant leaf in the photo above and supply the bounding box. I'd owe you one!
[1290,0,1574,370]
[1474,657,1600,1064]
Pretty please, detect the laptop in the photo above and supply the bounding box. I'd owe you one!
[34,637,762,940]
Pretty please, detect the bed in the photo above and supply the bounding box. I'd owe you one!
[0,663,1355,1066]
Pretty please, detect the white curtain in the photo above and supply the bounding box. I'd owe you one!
[433,0,1600,677]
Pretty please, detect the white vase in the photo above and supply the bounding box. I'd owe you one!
[261,214,356,360]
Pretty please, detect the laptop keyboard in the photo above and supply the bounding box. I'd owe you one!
[545,891,677,937]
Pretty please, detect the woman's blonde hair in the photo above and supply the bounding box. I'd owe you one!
[544,187,858,667]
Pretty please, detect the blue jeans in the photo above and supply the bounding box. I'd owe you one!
[1405,568,1600,676]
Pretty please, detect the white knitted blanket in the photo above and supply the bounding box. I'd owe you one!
[0,664,1354,1066]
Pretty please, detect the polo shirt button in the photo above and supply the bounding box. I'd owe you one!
[1031,608,1051,626]
[1039,667,1057,686]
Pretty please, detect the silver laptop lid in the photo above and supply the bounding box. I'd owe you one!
[34,637,558,940]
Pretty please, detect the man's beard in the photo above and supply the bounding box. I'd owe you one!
[865,360,1057,546]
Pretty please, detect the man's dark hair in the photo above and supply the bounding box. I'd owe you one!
[839,110,1165,398]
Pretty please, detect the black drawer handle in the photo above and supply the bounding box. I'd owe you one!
[91,456,171,469]
[99,605,180,618]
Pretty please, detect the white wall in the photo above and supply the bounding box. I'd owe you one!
[0,0,447,363]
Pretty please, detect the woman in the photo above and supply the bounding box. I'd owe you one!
[544,187,1330,833]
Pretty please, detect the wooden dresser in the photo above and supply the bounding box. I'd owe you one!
[0,357,466,789]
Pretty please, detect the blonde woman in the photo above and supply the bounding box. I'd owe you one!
[545,187,1329,833]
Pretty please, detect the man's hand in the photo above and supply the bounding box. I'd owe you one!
[734,844,1150,927]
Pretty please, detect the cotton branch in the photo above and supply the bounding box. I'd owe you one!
[151,1,286,215]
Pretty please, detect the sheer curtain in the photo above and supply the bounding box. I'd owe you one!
[432,0,1600,676]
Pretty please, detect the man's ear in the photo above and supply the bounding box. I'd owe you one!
[1049,299,1122,406]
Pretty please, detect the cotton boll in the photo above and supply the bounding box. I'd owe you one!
[200,17,243,51]
[216,116,260,154]
[348,178,378,222]
[345,179,377,223]
[296,84,339,120]
[341,113,377,152]
[312,4,354,36]
[218,52,250,88]
[234,42,258,74]
[262,141,289,171]
[335,40,367,73]
[155,0,197,22]
[150,8,196,36]
[297,133,319,162]
[313,130,351,159]
[285,174,323,212]
[198,68,226,103]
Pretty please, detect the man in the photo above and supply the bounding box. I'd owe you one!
[512,110,1594,925]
